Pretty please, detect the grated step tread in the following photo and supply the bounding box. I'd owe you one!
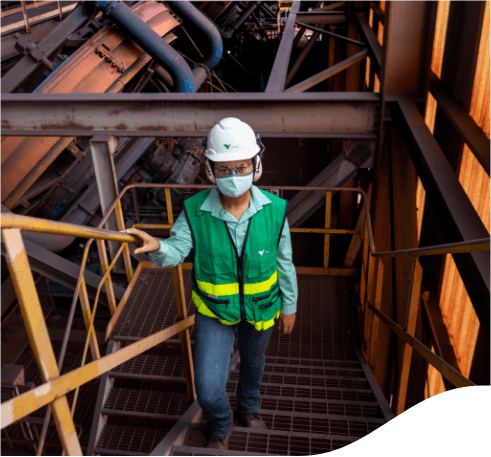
[227,393,384,419]
[170,445,280,456]
[226,380,376,403]
[95,423,173,455]
[184,424,363,455]
[102,387,191,418]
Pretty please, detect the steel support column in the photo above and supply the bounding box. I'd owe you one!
[265,0,301,92]
[89,136,123,266]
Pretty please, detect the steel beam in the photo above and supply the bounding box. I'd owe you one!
[429,75,490,176]
[354,12,381,75]
[287,141,374,227]
[294,11,345,24]
[295,21,366,47]
[265,0,301,92]
[1,93,381,137]
[286,48,368,93]
[395,98,490,338]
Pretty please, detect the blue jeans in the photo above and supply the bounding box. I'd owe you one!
[193,311,274,437]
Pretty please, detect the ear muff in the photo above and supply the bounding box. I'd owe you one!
[253,154,263,182]
[205,158,216,184]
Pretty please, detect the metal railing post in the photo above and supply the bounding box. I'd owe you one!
[323,191,332,268]
[96,239,118,314]
[164,187,197,403]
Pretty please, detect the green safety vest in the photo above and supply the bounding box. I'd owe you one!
[183,188,288,331]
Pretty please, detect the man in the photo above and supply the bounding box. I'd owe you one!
[123,117,298,450]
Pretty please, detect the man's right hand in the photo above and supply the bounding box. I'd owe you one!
[122,228,160,255]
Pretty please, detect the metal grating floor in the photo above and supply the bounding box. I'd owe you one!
[110,271,358,362]
[91,268,389,456]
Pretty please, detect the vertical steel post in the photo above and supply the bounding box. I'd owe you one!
[2,228,82,455]
[89,136,124,268]
[323,191,332,268]
[395,259,423,415]
[164,187,197,403]
[368,257,384,367]
[21,1,31,35]
[374,2,391,169]
[265,0,302,92]
[57,1,63,21]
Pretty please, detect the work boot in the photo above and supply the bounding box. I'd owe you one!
[235,411,268,429]
[205,426,233,450]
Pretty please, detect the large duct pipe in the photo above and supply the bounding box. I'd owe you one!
[94,1,194,92]
[162,1,223,91]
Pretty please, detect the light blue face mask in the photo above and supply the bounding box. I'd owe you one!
[216,171,254,197]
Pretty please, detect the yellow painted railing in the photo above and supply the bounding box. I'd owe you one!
[1,183,489,454]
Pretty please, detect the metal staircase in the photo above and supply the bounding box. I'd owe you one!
[87,265,394,456]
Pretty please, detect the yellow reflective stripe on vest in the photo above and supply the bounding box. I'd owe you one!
[244,270,278,295]
[196,270,278,297]
[196,279,239,296]
[192,291,280,331]
[246,310,281,331]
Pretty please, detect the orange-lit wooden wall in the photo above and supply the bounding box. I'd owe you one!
[360,0,491,409]
[424,0,490,398]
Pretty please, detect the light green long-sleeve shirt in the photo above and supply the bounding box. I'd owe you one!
[148,185,298,315]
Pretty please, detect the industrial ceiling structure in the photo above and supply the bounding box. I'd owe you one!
[1,1,489,455]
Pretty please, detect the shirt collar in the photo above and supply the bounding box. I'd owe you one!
[199,185,272,218]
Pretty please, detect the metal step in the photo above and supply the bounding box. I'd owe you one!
[101,388,192,421]
[108,352,188,382]
[94,423,173,456]
[170,445,280,456]
[87,269,393,456]
[225,393,383,420]
[229,369,370,389]
[181,423,363,455]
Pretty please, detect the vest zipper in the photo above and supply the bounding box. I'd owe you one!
[237,257,245,320]
[253,283,280,303]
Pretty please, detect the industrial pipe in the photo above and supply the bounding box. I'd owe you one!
[169,1,223,90]
[94,1,194,92]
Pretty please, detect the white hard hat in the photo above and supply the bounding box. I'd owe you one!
[204,117,260,162]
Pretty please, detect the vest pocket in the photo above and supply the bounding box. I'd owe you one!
[254,291,282,323]
[253,282,280,304]
[197,254,234,281]
[258,290,281,309]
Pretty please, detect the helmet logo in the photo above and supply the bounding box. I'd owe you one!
[224,144,231,149]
